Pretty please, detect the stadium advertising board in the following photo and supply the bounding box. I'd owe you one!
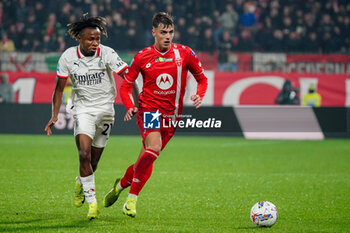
[1,71,349,106]
[213,72,350,106]
[0,71,125,104]
[0,104,347,138]
[253,54,350,74]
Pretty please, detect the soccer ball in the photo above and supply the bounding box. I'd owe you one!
[250,201,278,227]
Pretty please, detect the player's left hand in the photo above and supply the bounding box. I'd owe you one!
[191,94,202,109]
[124,107,138,121]
[45,117,58,136]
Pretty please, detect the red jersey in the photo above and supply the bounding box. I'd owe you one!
[121,43,207,116]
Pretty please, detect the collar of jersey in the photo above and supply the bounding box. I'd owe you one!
[76,46,100,59]
[153,43,173,55]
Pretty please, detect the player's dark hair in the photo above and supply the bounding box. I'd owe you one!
[152,12,174,29]
[67,13,107,39]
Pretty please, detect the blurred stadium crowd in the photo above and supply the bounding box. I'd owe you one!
[0,0,349,54]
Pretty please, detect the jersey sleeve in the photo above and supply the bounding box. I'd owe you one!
[120,54,141,110]
[185,47,207,100]
[106,48,128,74]
[185,47,204,76]
[56,53,69,79]
[124,54,141,83]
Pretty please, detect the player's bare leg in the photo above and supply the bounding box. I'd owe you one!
[75,134,99,220]
[123,132,161,217]
[91,146,104,172]
[104,146,145,207]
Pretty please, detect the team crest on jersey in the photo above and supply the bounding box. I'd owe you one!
[175,58,182,67]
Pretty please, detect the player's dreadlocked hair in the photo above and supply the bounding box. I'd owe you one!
[152,12,174,29]
[67,13,107,39]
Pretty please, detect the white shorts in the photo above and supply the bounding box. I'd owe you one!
[73,112,114,148]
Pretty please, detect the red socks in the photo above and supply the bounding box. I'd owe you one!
[129,149,159,195]
[120,164,135,188]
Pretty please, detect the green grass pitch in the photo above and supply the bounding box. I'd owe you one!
[0,135,349,232]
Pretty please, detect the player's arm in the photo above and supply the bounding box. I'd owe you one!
[120,77,138,121]
[45,77,67,136]
[119,70,139,108]
[187,48,208,108]
[191,73,208,109]
[109,49,140,108]
[120,56,140,121]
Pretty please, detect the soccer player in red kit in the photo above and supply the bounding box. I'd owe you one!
[103,12,208,217]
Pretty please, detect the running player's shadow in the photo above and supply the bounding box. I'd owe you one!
[0,219,87,232]
[0,218,44,225]
[235,226,272,230]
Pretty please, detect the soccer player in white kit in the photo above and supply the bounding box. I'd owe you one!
[45,14,129,220]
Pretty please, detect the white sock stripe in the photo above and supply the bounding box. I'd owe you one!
[146,150,159,158]
[128,193,138,200]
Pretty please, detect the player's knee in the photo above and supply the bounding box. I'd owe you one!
[79,149,91,163]
[146,144,161,153]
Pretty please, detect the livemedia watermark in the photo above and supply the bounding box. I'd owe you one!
[143,110,222,129]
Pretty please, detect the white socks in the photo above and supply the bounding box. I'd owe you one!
[80,174,96,204]
[128,193,138,200]
[117,182,124,191]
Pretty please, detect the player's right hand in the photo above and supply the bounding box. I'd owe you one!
[45,117,58,136]
[191,94,202,109]
[124,107,138,121]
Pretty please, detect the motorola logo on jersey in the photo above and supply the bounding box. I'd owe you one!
[156,73,174,90]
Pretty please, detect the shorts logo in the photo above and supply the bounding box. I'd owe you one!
[156,73,173,90]
[143,110,161,129]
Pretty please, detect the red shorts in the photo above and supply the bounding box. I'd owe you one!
[137,111,177,150]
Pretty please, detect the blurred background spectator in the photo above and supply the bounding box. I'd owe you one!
[302,84,322,107]
[0,0,349,54]
[0,33,15,52]
[218,30,235,71]
[0,73,14,103]
[275,80,300,105]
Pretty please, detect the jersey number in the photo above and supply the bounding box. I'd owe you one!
[102,123,113,135]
